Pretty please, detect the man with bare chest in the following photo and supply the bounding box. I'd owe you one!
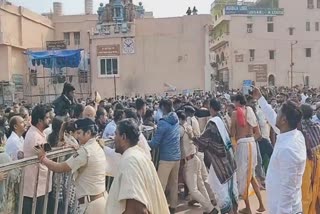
[230,94,265,214]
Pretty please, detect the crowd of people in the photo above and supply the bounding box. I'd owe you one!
[0,82,319,214]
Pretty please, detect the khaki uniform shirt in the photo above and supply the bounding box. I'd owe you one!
[66,138,106,199]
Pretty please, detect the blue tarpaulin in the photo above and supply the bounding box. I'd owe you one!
[25,49,83,69]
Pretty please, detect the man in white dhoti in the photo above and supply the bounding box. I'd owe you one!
[106,119,169,214]
[231,94,265,214]
[253,87,306,214]
[193,99,238,214]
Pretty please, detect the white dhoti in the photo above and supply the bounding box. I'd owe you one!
[235,137,257,200]
[208,166,238,214]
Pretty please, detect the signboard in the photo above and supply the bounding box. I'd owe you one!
[256,70,268,82]
[225,5,284,16]
[225,5,248,15]
[46,40,67,50]
[235,54,244,62]
[97,45,120,56]
[248,8,284,16]
[248,64,267,73]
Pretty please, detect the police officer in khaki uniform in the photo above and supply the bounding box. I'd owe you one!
[35,118,107,214]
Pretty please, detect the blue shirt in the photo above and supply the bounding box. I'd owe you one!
[103,120,116,139]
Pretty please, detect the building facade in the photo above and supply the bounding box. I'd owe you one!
[210,0,320,89]
[0,0,212,104]
[0,2,54,104]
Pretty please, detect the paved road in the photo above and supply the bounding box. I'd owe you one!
[177,191,268,214]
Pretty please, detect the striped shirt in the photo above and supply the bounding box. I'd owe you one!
[301,119,320,155]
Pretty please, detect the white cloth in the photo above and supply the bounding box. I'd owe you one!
[311,115,320,125]
[207,117,238,212]
[5,132,24,160]
[245,106,258,127]
[106,146,169,214]
[43,124,52,139]
[258,96,306,214]
[235,137,257,198]
[104,134,152,176]
[256,106,271,140]
[209,117,230,146]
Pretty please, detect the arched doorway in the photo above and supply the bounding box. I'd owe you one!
[268,74,275,86]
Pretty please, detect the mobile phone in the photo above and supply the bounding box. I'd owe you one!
[34,144,52,152]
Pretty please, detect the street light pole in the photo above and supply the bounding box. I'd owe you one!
[290,40,298,88]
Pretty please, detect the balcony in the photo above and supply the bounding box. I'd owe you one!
[91,22,135,39]
[213,14,231,28]
[217,60,229,70]
[210,32,230,51]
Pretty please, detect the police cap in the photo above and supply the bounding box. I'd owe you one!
[184,105,195,113]
[74,118,97,130]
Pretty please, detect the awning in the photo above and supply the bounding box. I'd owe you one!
[25,49,83,69]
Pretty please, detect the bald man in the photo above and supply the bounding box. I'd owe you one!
[83,105,96,120]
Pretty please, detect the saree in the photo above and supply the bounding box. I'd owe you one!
[301,119,320,214]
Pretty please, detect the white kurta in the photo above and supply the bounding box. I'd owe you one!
[106,146,169,214]
[258,96,306,214]
[104,133,151,176]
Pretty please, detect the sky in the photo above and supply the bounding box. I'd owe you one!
[9,0,213,18]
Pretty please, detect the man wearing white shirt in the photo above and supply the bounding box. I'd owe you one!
[253,87,306,214]
[5,116,26,160]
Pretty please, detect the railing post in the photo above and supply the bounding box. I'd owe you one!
[31,164,41,214]
[42,169,52,214]
[53,157,62,214]
[18,169,25,214]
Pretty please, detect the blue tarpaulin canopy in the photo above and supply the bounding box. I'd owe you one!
[25,49,83,69]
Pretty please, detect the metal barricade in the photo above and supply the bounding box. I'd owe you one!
[0,127,156,214]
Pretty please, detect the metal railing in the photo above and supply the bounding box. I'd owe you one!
[0,127,156,214]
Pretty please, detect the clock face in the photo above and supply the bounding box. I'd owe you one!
[123,38,135,54]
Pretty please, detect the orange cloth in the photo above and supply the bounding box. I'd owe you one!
[302,152,320,214]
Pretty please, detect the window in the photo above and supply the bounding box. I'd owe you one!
[308,0,314,8]
[267,23,274,32]
[115,8,121,17]
[306,22,311,31]
[249,49,255,61]
[30,69,38,86]
[289,27,294,35]
[247,24,253,33]
[269,50,275,60]
[64,32,70,45]
[306,48,312,57]
[305,76,310,86]
[99,58,119,76]
[74,32,80,45]
[316,22,319,31]
[267,16,273,22]
[318,0,320,8]
[221,52,225,61]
